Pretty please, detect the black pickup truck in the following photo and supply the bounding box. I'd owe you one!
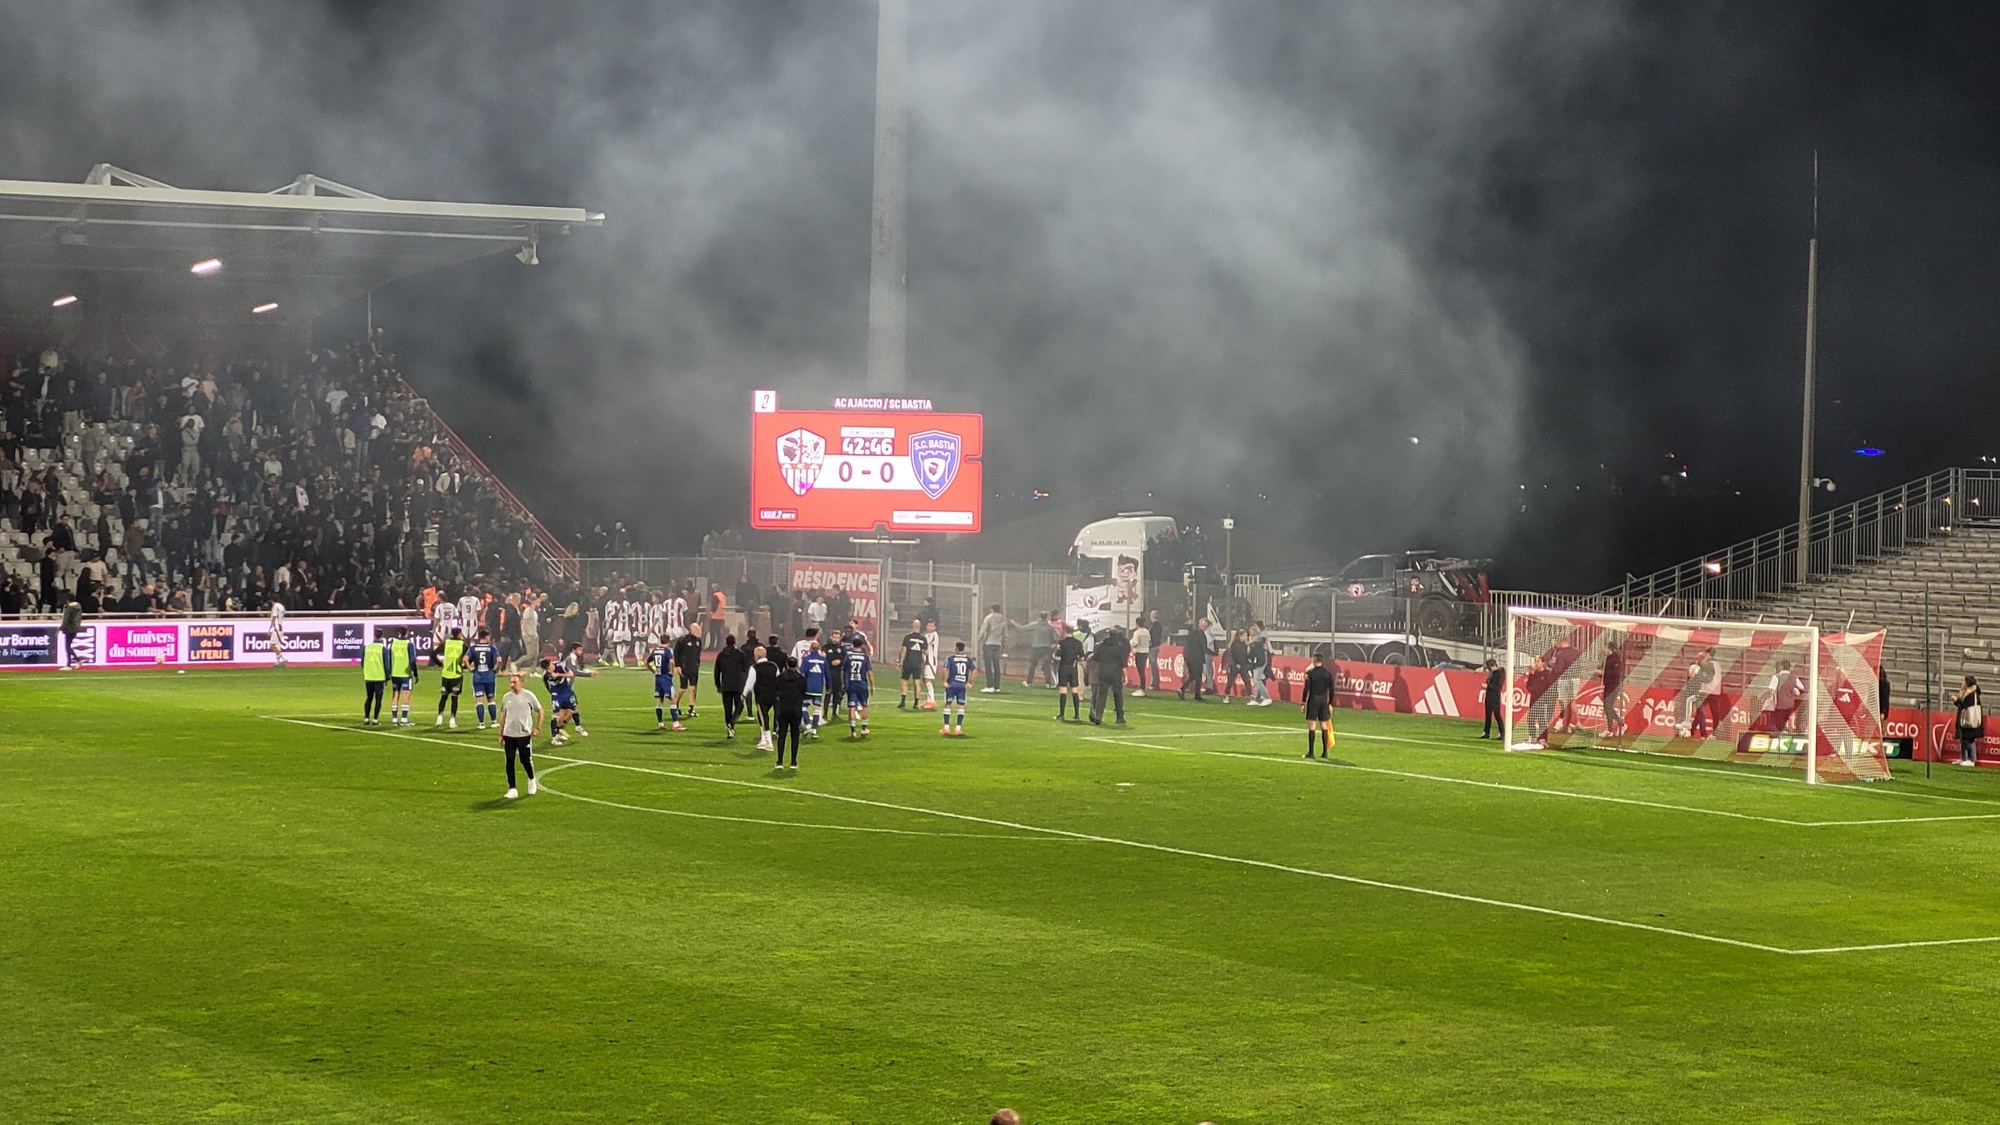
[1274,551,1490,638]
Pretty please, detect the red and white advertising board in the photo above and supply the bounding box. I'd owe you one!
[788,559,885,641]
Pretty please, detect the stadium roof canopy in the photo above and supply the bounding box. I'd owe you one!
[0,164,604,325]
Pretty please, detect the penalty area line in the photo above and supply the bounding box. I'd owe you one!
[1084,737,2000,828]
[270,715,2000,956]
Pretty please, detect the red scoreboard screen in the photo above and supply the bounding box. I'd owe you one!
[749,395,983,532]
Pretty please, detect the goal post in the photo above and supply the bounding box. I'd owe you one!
[1502,606,1891,783]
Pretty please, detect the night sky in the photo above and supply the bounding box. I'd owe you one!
[5,2,1998,591]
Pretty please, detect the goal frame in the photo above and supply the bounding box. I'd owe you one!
[1502,606,1823,785]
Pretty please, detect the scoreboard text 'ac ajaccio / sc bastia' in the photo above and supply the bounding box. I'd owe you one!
[749,390,984,533]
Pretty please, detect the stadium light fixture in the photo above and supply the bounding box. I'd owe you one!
[190,258,223,275]
[51,294,78,308]
[252,302,279,314]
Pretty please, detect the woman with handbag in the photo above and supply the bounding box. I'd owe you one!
[1950,675,1983,767]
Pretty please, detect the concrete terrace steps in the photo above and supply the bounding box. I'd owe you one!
[1748,524,2000,698]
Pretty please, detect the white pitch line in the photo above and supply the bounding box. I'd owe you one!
[537,783,1065,839]
[268,716,2000,956]
[980,697,2000,809]
[1790,934,2000,954]
[1083,737,2000,828]
[1081,737,1816,826]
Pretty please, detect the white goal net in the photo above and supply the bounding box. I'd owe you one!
[1504,608,1892,783]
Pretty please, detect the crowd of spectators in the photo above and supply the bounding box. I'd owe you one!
[0,332,555,617]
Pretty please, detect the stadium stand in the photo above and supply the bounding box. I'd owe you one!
[0,335,575,615]
[1601,468,2000,709]
[1751,525,2000,708]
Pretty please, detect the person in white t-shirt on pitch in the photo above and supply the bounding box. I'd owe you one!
[497,672,544,799]
[268,600,287,668]
[921,624,941,709]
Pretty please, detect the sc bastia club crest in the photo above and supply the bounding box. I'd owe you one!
[908,430,961,499]
[777,428,827,496]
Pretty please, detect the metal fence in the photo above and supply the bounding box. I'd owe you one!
[885,559,981,638]
[1601,467,2000,616]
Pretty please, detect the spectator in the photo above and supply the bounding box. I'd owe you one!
[977,603,1009,693]
[1023,611,1057,688]
[1951,675,1982,768]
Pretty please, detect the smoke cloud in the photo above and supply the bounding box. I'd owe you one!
[1,0,1635,570]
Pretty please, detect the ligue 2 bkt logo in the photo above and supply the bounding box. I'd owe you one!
[908,430,961,499]
[777,428,827,496]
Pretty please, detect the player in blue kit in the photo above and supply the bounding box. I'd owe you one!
[559,642,594,737]
[541,656,580,745]
[800,640,830,738]
[843,638,874,739]
[467,628,502,729]
[649,639,681,730]
[941,641,974,736]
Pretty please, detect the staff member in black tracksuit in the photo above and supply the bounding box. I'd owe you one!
[1178,618,1210,702]
[713,635,751,739]
[752,644,780,750]
[773,655,808,769]
[1481,658,1504,739]
[1089,626,1131,726]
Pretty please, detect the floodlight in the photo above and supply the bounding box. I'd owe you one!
[190,258,223,275]
[51,294,78,308]
[252,302,279,314]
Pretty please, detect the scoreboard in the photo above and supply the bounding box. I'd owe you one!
[749,394,983,532]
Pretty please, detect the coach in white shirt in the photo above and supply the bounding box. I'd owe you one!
[498,673,543,799]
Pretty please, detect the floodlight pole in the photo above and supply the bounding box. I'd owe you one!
[1924,584,1933,779]
[865,0,909,392]
[1795,153,1820,587]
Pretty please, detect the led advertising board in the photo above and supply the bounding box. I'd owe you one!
[1,615,433,671]
[750,394,983,532]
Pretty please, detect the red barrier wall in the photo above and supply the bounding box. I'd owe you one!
[1151,645,1495,718]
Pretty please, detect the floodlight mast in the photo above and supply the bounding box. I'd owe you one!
[1796,153,1820,586]
[865,0,909,392]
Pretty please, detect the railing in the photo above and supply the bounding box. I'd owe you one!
[393,377,579,584]
[1600,468,2000,615]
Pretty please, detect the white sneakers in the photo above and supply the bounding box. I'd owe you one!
[504,787,518,799]
[1957,759,1978,768]
[551,733,568,746]
[527,778,538,795]
[448,717,458,729]
[576,728,589,738]
[434,715,444,727]
[981,687,999,694]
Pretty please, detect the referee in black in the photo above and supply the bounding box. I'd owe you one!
[1303,647,1335,759]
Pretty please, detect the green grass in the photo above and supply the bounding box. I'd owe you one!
[6,667,2000,1123]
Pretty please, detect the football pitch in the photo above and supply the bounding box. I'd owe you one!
[7,668,2000,1123]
